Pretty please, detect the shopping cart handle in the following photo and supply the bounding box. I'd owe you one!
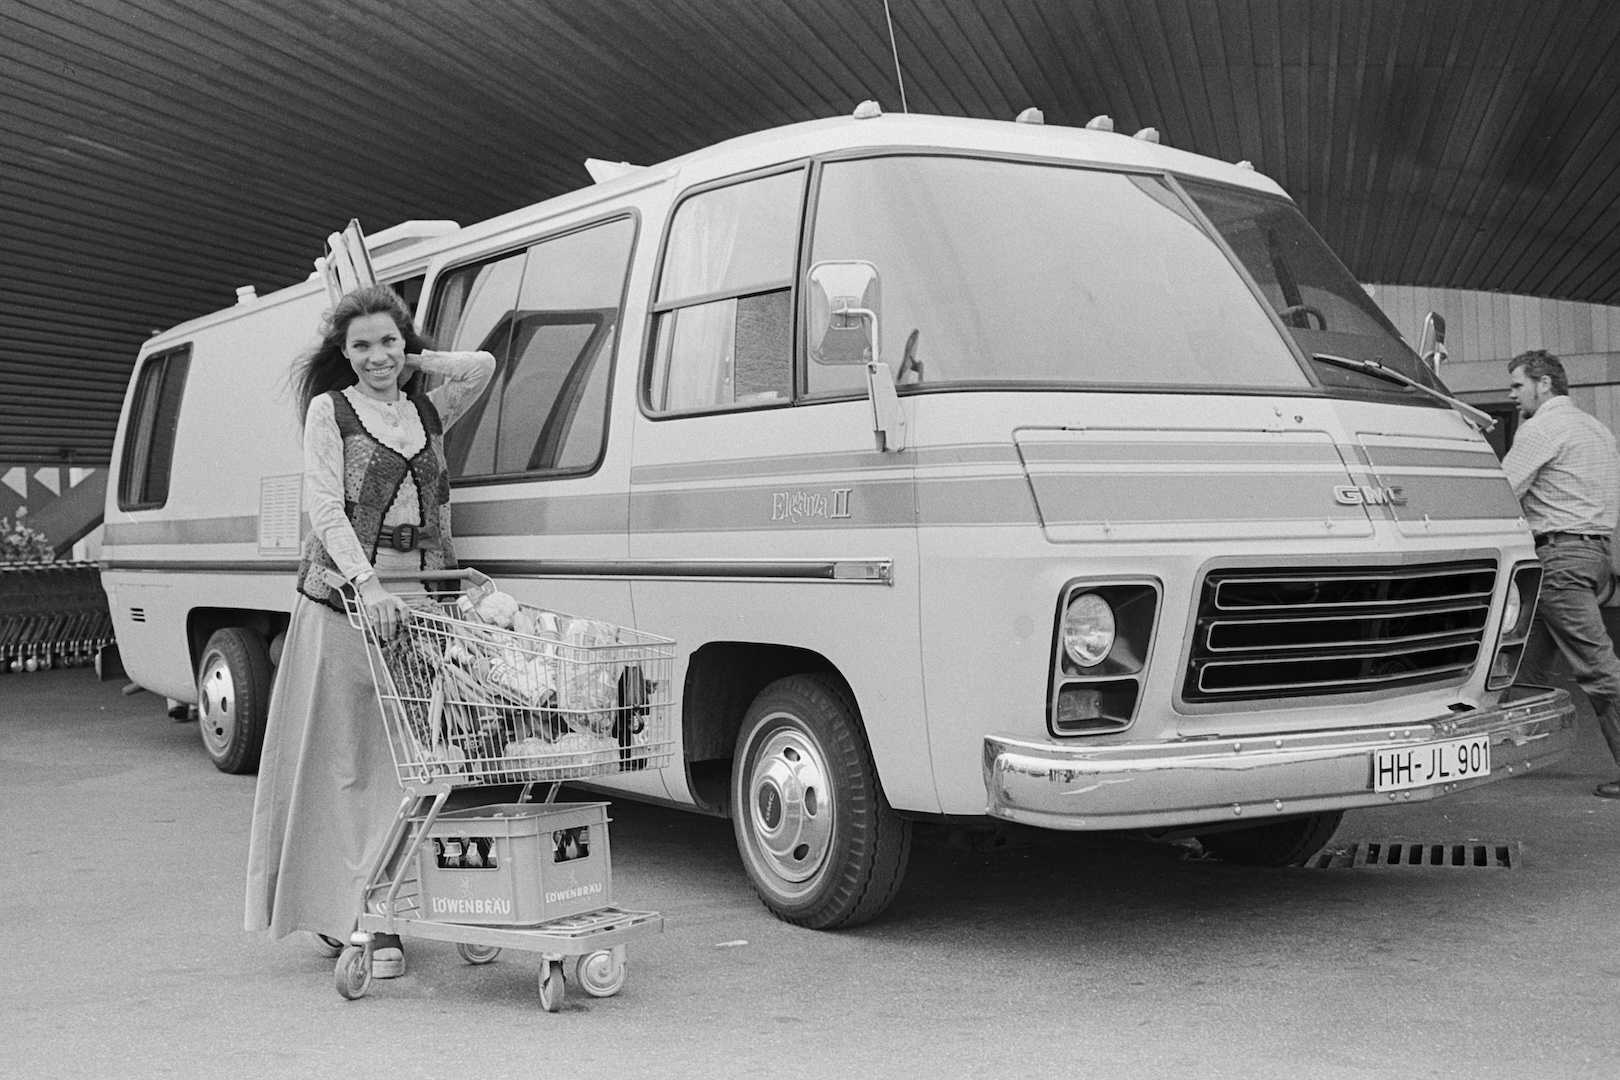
[320,567,492,589]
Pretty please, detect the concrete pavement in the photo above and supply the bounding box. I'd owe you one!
[2,667,1618,1079]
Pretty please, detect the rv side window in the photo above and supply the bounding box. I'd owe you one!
[117,346,191,511]
[436,217,635,478]
[646,169,804,413]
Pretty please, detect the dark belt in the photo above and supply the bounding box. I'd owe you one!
[1533,531,1610,548]
[376,523,440,552]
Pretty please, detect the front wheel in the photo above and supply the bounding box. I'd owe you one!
[1196,811,1343,867]
[197,627,272,774]
[334,945,372,1000]
[731,674,911,929]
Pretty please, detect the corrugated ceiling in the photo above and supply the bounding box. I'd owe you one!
[3,0,1618,463]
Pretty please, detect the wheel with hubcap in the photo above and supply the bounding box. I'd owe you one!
[1196,811,1344,867]
[731,674,911,929]
[197,627,272,774]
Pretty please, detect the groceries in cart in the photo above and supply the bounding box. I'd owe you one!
[330,566,672,1010]
[341,571,675,785]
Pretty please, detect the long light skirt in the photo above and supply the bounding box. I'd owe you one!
[242,596,402,939]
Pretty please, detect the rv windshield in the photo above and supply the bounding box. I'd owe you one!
[1179,179,1445,398]
[806,156,1309,394]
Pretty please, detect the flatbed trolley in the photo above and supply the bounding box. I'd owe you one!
[329,568,675,1011]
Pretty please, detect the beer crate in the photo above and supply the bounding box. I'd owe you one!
[415,803,612,926]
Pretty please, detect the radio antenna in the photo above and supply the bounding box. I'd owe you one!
[882,0,909,113]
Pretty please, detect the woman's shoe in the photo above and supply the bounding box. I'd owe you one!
[372,934,406,978]
[1594,780,1620,799]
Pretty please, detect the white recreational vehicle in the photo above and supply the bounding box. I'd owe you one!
[103,107,1574,927]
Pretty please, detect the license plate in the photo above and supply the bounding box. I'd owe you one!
[1372,735,1491,793]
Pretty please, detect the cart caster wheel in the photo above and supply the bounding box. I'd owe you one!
[575,947,627,998]
[537,959,566,1012]
[335,945,373,1000]
[457,942,501,965]
[310,933,344,959]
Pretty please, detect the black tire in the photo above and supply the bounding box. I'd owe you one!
[196,627,272,774]
[731,674,911,929]
[1197,811,1343,867]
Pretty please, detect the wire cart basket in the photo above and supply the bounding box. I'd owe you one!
[329,568,674,1011]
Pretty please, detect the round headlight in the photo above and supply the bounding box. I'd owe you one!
[1063,592,1116,668]
[1501,580,1522,638]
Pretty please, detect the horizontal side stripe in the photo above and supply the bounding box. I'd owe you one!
[1027,472,1370,525]
[1017,440,1345,466]
[454,493,628,537]
[916,476,1039,526]
[1379,474,1523,522]
[631,480,916,531]
[1363,447,1505,471]
[912,444,1023,469]
[103,516,258,545]
[630,450,910,486]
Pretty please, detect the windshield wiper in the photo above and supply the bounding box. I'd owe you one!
[1312,353,1495,432]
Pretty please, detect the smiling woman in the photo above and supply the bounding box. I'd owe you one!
[244,283,496,979]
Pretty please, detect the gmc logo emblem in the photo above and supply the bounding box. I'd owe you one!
[1334,484,1407,506]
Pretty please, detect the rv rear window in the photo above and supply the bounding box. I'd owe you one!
[118,345,191,511]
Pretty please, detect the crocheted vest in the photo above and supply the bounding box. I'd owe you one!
[295,390,456,613]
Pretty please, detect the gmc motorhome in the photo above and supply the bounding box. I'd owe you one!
[104,107,1575,927]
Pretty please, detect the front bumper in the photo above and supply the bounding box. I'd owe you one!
[983,686,1576,831]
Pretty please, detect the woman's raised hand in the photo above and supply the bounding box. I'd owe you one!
[358,575,410,639]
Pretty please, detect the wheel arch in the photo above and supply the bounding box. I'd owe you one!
[186,607,290,679]
[680,640,848,816]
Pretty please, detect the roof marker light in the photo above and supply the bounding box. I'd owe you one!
[1015,107,1044,125]
[583,159,645,184]
[1085,115,1114,131]
[1236,160,1255,170]
[853,100,883,119]
[235,286,257,305]
[1133,127,1160,143]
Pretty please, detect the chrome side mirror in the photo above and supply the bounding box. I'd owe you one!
[809,261,903,451]
[808,261,881,366]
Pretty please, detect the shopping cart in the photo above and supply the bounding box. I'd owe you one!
[328,568,675,1011]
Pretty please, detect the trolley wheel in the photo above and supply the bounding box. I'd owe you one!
[310,933,344,959]
[575,947,627,998]
[457,942,501,965]
[197,627,272,774]
[537,959,566,1012]
[731,674,912,929]
[335,946,373,1000]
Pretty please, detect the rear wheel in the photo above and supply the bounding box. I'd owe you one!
[1197,811,1343,867]
[457,942,500,965]
[731,674,911,929]
[197,627,272,774]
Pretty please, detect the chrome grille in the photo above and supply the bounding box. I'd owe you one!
[1183,561,1496,701]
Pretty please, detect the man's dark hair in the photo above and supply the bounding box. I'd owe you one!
[1509,349,1569,396]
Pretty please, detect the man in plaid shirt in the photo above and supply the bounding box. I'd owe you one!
[1503,349,1620,798]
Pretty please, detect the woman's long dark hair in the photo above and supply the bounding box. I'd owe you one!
[293,284,432,423]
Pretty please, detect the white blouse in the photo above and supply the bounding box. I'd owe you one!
[303,350,497,581]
